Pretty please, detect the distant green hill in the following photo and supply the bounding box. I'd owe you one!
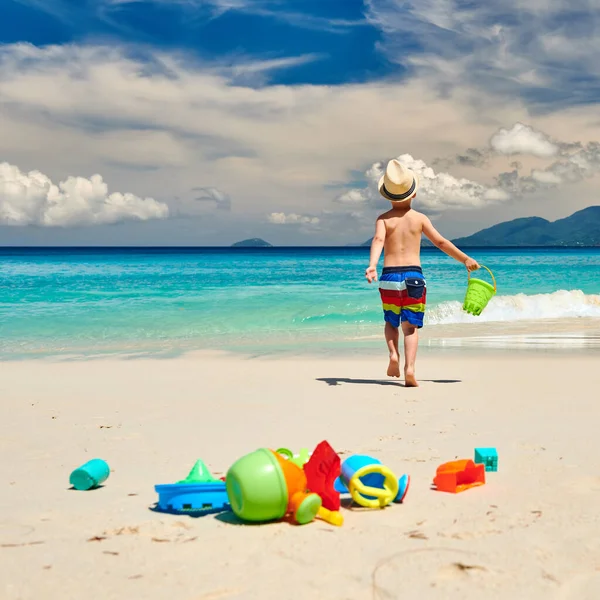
[231,238,273,248]
[453,206,600,247]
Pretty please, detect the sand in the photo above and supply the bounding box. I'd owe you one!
[1,350,600,600]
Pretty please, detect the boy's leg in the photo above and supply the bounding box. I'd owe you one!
[385,322,401,378]
[401,321,419,387]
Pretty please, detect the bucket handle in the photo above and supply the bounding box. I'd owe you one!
[468,265,496,292]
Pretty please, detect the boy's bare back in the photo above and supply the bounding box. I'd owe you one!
[377,206,426,267]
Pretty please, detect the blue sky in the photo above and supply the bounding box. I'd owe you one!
[0,0,392,85]
[1,0,600,245]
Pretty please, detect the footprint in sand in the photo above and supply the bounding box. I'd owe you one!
[372,548,494,599]
[91,521,196,544]
[436,508,543,540]
[373,547,563,599]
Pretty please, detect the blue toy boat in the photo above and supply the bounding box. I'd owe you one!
[154,482,230,515]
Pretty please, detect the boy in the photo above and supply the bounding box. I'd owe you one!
[366,159,480,387]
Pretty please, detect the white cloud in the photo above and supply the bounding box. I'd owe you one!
[227,54,322,79]
[333,119,600,212]
[0,162,168,226]
[365,0,600,106]
[0,43,520,218]
[334,189,370,204]
[490,123,559,158]
[532,141,600,186]
[268,212,320,225]
[237,7,368,33]
[1,43,600,242]
[339,154,509,213]
[487,124,600,194]
[396,154,510,209]
[191,186,231,211]
[430,121,600,199]
[530,169,562,184]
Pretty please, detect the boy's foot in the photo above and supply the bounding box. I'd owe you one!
[404,368,418,387]
[387,354,401,378]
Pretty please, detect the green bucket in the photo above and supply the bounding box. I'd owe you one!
[462,266,497,316]
[225,449,288,522]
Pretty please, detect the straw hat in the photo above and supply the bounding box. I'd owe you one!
[378,159,419,202]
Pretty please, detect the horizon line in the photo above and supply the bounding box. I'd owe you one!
[0,245,598,250]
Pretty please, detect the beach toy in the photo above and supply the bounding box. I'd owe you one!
[69,458,110,491]
[463,266,497,316]
[177,459,218,484]
[155,460,230,514]
[226,448,342,526]
[474,448,498,472]
[155,482,230,514]
[433,459,485,493]
[316,506,344,526]
[334,455,409,508]
[303,440,341,511]
[276,447,310,468]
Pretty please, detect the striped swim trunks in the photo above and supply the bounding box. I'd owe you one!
[378,266,427,328]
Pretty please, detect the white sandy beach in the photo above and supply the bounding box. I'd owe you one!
[1,350,600,600]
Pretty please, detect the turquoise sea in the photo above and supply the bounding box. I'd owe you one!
[1,247,599,359]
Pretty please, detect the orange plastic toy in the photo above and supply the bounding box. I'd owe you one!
[433,459,485,493]
[272,452,343,526]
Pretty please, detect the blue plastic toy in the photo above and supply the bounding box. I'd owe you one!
[474,447,498,472]
[70,458,110,490]
[333,455,410,508]
[155,482,230,514]
[154,459,231,515]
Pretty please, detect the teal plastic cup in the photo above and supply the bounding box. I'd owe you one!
[69,459,110,490]
[225,449,288,522]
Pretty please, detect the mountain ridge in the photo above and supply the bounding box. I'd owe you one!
[453,206,600,247]
[359,206,599,247]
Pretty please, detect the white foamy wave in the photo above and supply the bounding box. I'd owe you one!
[427,290,600,325]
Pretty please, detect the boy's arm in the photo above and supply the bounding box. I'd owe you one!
[365,217,386,283]
[422,216,480,271]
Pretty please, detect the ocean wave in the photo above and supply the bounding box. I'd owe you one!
[427,290,600,325]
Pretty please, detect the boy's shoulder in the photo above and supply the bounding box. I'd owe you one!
[377,208,427,221]
[410,209,428,222]
[376,209,392,221]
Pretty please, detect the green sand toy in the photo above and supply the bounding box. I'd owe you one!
[177,459,218,484]
[226,448,289,522]
[463,266,497,316]
[275,447,310,468]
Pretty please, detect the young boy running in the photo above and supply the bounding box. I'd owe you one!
[366,159,480,387]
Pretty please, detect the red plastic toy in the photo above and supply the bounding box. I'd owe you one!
[303,440,341,511]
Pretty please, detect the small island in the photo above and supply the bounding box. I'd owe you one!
[231,238,273,248]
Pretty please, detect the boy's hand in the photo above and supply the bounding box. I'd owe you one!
[464,257,480,272]
[365,266,378,283]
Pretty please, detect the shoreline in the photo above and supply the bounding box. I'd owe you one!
[2,316,599,362]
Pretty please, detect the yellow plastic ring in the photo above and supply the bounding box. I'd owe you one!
[348,465,399,508]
